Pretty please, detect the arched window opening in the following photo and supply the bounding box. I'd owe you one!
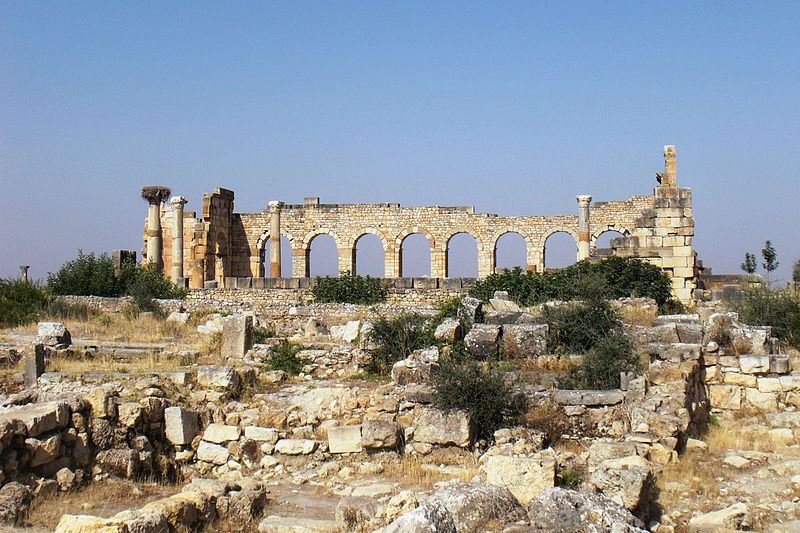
[543,232,578,269]
[446,233,478,278]
[307,234,339,277]
[400,233,431,277]
[354,234,385,277]
[261,235,293,278]
[494,232,527,272]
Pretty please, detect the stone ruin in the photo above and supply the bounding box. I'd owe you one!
[139,145,699,305]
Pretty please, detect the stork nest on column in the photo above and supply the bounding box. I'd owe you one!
[141,186,172,203]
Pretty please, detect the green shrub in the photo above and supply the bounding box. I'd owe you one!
[0,279,51,328]
[557,331,640,390]
[127,264,188,312]
[45,298,95,321]
[268,341,310,375]
[431,356,528,442]
[729,286,800,347]
[253,326,276,344]
[47,251,119,297]
[542,298,621,354]
[366,313,435,374]
[468,256,673,308]
[312,273,387,305]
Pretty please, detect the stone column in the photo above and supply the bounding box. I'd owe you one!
[170,196,188,284]
[141,186,171,270]
[267,201,284,278]
[19,265,29,283]
[576,195,592,261]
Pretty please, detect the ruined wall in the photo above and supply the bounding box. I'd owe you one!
[143,146,698,304]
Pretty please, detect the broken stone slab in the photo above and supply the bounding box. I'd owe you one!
[244,426,278,443]
[197,365,240,391]
[341,320,362,343]
[434,318,462,343]
[164,406,199,446]
[258,515,337,533]
[274,439,318,455]
[554,390,625,406]
[25,431,61,467]
[688,502,749,532]
[96,448,141,479]
[489,298,521,313]
[428,482,528,533]
[501,324,548,358]
[0,401,69,437]
[738,355,771,374]
[525,487,647,533]
[37,322,71,347]
[458,297,483,328]
[361,418,398,449]
[413,407,471,448]
[589,462,653,514]
[327,425,363,454]
[480,452,556,505]
[196,440,230,465]
[221,315,254,359]
[380,502,457,533]
[203,423,241,444]
[55,515,128,533]
[464,324,501,360]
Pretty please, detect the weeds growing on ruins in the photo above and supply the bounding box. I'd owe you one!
[366,312,435,374]
[311,273,387,305]
[0,279,51,328]
[729,286,800,348]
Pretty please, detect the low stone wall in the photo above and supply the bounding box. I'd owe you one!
[705,353,793,411]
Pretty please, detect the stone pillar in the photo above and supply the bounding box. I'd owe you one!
[267,201,284,278]
[170,196,188,284]
[141,186,171,270]
[576,195,592,261]
[19,265,29,283]
[189,259,205,289]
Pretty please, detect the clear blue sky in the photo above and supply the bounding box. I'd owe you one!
[1,2,798,282]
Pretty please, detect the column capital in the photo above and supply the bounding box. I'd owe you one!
[170,196,188,207]
[267,200,284,210]
[141,186,172,205]
[576,195,592,207]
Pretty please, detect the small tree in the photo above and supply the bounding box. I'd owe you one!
[761,240,779,283]
[793,258,800,284]
[740,253,757,275]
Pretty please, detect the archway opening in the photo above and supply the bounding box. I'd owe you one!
[543,232,578,269]
[594,230,625,259]
[354,234,385,277]
[446,233,478,278]
[494,232,527,272]
[307,234,339,277]
[400,233,431,277]
[261,235,293,278]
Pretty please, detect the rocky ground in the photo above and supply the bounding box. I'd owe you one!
[0,295,797,532]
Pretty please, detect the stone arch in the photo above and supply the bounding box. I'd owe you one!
[540,226,580,269]
[346,227,390,251]
[348,228,390,277]
[304,230,342,277]
[396,228,436,277]
[590,227,630,246]
[490,228,535,274]
[255,230,296,278]
[444,230,480,278]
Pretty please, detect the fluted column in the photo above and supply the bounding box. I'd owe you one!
[268,201,284,278]
[170,196,187,284]
[19,265,29,283]
[576,195,592,261]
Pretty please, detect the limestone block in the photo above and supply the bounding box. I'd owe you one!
[26,431,61,467]
[458,297,483,328]
[221,315,254,359]
[780,376,800,391]
[0,401,69,437]
[86,388,116,419]
[739,355,770,374]
[554,390,624,406]
[434,318,462,343]
[709,385,741,410]
[275,439,317,455]
[203,423,241,444]
[589,463,651,512]
[244,426,278,443]
[489,298,520,312]
[722,372,756,388]
[166,311,190,325]
[23,345,46,388]
[37,322,71,347]
[197,441,230,465]
[413,407,471,448]
[197,366,240,391]
[757,377,782,393]
[341,321,362,343]
[464,324,501,360]
[327,425,363,454]
[480,452,556,505]
[771,355,791,374]
[745,389,777,410]
[501,323,547,358]
[117,402,143,428]
[361,419,398,449]
[688,503,749,532]
[427,482,528,533]
[164,407,199,446]
[55,515,127,533]
[96,448,141,479]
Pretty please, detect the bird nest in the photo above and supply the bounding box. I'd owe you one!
[141,186,172,202]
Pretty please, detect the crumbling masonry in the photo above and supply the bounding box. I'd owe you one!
[142,145,698,304]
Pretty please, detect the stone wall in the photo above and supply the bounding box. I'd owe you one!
[142,145,698,304]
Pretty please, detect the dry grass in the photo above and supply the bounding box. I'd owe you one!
[382,455,478,488]
[0,312,200,344]
[659,452,721,497]
[620,307,657,327]
[705,419,793,454]
[27,479,177,528]
[48,350,184,374]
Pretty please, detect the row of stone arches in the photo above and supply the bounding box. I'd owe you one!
[256,228,628,278]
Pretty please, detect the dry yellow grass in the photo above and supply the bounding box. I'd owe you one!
[620,307,657,327]
[382,455,477,488]
[47,350,184,374]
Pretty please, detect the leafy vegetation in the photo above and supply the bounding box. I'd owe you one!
[468,256,673,308]
[431,355,527,441]
[253,326,276,344]
[729,286,800,348]
[794,258,800,284]
[0,279,52,328]
[312,273,387,304]
[268,341,310,375]
[366,312,435,374]
[557,331,641,390]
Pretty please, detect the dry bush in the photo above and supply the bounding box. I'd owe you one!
[708,317,733,349]
[731,335,753,356]
[619,306,657,327]
[525,400,572,446]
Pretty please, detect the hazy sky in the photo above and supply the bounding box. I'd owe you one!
[1,2,798,283]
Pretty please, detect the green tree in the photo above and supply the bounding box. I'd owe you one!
[761,240,779,282]
[793,258,800,284]
[740,252,757,275]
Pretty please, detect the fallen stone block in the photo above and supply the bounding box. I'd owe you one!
[413,407,471,448]
[164,406,199,446]
[464,324,501,360]
[501,323,548,358]
[480,453,556,505]
[327,425,362,454]
[361,419,398,449]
